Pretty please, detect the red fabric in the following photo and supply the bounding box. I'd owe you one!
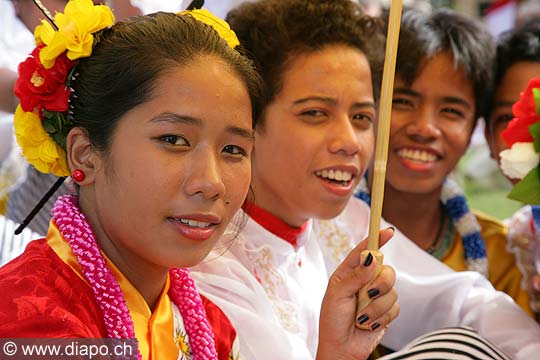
[0,239,106,338]
[201,296,237,360]
[0,239,237,359]
[244,202,308,247]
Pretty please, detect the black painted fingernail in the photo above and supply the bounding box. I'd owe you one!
[357,314,369,324]
[371,322,381,331]
[363,252,373,267]
[368,288,380,299]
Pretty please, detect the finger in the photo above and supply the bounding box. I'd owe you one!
[359,265,396,302]
[333,227,395,277]
[356,288,399,331]
[327,251,379,298]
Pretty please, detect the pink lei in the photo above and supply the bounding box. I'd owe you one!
[52,194,218,360]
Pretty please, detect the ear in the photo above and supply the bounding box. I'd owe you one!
[66,127,100,185]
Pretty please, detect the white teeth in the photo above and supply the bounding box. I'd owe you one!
[179,219,211,228]
[315,169,353,182]
[397,148,437,163]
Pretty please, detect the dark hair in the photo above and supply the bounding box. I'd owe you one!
[226,0,385,127]
[71,11,264,151]
[484,17,540,122]
[395,8,495,119]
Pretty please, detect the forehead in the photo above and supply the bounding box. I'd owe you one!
[398,52,474,100]
[495,61,540,101]
[278,45,373,98]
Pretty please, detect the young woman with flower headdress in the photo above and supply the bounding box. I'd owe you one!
[0,0,266,358]
[484,17,540,321]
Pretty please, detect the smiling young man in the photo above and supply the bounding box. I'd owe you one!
[360,8,533,316]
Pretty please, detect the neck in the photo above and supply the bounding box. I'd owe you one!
[250,176,307,228]
[78,192,168,311]
[382,183,444,251]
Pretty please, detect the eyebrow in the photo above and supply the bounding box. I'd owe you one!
[493,100,515,108]
[149,112,254,140]
[293,96,376,108]
[394,88,472,109]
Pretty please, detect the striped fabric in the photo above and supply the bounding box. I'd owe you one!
[381,327,511,360]
[7,166,68,236]
[0,215,41,265]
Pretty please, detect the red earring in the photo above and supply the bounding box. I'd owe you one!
[71,169,86,182]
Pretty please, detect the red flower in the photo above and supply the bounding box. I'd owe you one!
[14,45,75,115]
[502,78,540,147]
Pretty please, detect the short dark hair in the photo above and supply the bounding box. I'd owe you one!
[395,8,495,119]
[226,0,385,127]
[71,11,264,152]
[484,17,540,122]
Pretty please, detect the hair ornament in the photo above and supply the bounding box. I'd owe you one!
[499,77,540,204]
[13,0,115,177]
[179,8,240,49]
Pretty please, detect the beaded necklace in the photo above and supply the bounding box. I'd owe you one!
[354,177,488,276]
[52,194,218,360]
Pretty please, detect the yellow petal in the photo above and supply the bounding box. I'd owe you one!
[39,33,68,69]
[34,20,55,46]
[13,106,70,177]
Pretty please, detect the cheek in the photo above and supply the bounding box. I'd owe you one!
[224,164,252,205]
[358,130,374,161]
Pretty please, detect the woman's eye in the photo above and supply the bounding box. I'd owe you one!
[223,144,246,156]
[301,110,327,117]
[441,107,465,119]
[494,113,514,124]
[352,113,373,123]
[392,97,413,107]
[160,135,189,146]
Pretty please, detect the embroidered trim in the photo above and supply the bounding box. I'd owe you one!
[354,177,488,276]
[52,194,218,360]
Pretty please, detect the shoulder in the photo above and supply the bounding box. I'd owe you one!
[0,240,105,337]
[473,209,507,240]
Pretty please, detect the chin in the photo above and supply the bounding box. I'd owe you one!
[312,202,348,220]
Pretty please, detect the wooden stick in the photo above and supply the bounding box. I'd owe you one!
[367,0,402,251]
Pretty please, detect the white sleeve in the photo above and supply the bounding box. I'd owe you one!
[191,255,315,360]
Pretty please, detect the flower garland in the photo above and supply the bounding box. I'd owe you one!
[354,177,488,276]
[13,0,115,177]
[52,194,218,360]
[499,77,540,204]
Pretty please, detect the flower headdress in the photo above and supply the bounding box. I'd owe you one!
[499,77,540,204]
[13,0,115,177]
[12,0,240,234]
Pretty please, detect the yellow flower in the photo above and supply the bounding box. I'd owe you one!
[34,20,55,46]
[13,105,70,177]
[179,9,240,48]
[38,0,115,69]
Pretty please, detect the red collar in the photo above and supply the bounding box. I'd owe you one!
[244,202,308,247]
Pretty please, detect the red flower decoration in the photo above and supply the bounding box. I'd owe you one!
[502,78,540,147]
[14,45,75,115]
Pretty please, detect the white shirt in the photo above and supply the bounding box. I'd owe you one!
[192,198,540,359]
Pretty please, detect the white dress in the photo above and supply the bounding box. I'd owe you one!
[191,198,540,359]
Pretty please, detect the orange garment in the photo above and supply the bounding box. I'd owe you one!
[442,210,533,317]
